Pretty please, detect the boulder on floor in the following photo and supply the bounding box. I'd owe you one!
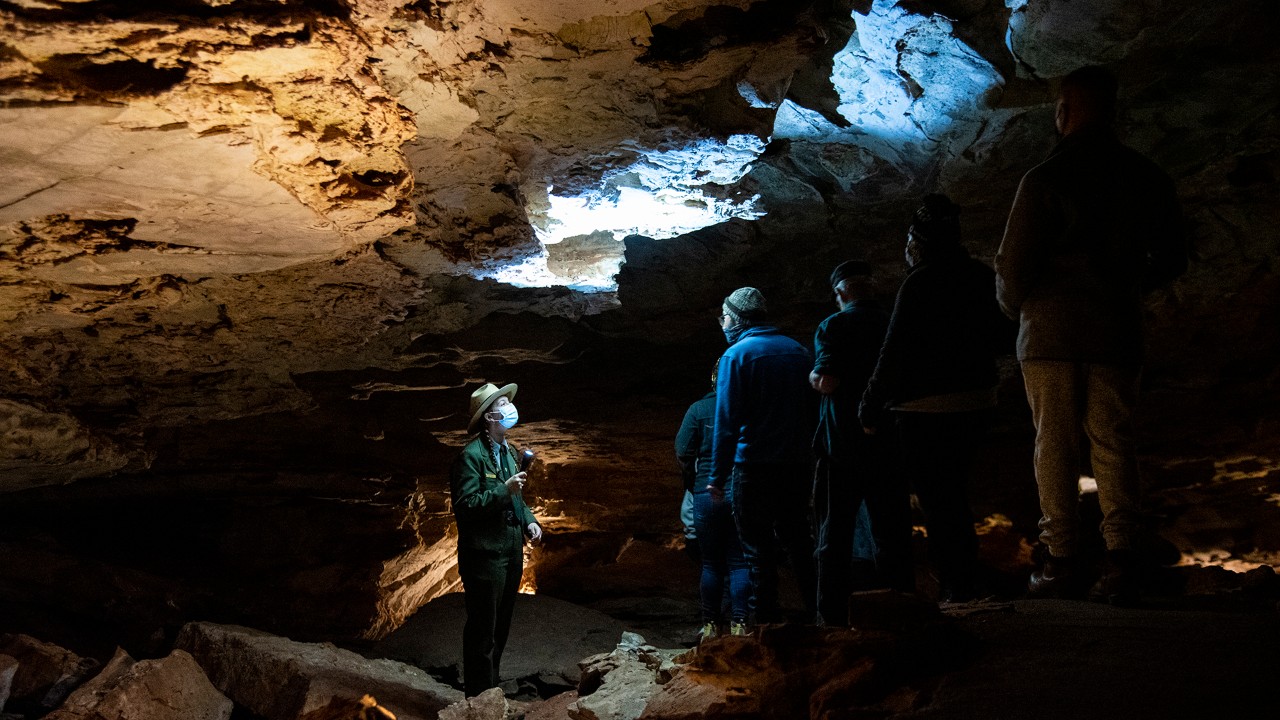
[438,687,507,720]
[176,621,462,720]
[568,632,683,720]
[44,647,232,720]
[0,634,100,714]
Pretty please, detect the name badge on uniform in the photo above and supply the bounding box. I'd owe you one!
[484,472,497,479]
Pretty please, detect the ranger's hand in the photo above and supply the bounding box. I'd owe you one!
[526,523,543,543]
[505,472,527,495]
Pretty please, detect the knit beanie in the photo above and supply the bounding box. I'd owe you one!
[829,260,872,289]
[723,287,768,324]
[910,193,962,246]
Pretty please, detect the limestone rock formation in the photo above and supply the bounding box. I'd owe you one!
[0,634,100,716]
[0,0,1277,649]
[175,621,464,720]
[43,648,234,720]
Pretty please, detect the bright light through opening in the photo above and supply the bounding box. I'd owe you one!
[485,134,767,293]
[773,0,1002,167]
[536,133,767,246]
[541,185,764,246]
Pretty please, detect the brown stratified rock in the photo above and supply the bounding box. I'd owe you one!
[437,687,507,720]
[0,634,99,714]
[639,625,910,720]
[175,621,463,720]
[41,647,136,720]
[569,633,680,720]
[519,690,579,720]
[43,648,232,720]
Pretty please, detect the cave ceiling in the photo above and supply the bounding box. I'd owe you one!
[1,0,1279,640]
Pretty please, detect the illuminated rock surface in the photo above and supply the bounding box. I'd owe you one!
[0,2,1278,715]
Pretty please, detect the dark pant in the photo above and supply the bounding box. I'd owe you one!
[731,462,817,624]
[814,437,913,625]
[459,538,524,697]
[692,490,750,624]
[1021,361,1143,557]
[896,410,985,597]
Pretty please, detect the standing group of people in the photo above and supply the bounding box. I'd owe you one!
[678,191,1010,634]
[447,64,1189,697]
[676,65,1187,636]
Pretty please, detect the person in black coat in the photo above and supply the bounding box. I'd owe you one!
[810,260,911,625]
[860,194,1014,602]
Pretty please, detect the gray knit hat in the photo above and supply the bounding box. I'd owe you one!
[723,287,768,323]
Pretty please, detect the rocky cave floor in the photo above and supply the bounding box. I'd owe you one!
[4,522,1279,720]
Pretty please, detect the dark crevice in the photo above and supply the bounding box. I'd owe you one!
[640,0,851,65]
[35,56,188,95]
[352,169,408,188]
[0,0,350,23]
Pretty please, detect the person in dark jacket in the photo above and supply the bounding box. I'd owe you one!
[450,382,542,697]
[708,286,817,625]
[861,194,1012,602]
[677,363,749,639]
[810,260,911,625]
[996,66,1187,604]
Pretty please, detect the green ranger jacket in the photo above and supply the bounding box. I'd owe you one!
[450,435,538,554]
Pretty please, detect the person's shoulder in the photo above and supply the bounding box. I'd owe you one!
[1115,143,1175,185]
[744,328,806,354]
[831,304,885,327]
[1019,154,1063,191]
[456,435,485,457]
[816,310,847,334]
[899,263,934,288]
[451,436,485,472]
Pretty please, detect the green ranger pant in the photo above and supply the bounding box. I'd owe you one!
[459,530,524,697]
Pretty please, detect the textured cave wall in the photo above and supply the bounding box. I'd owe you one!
[1,0,1278,646]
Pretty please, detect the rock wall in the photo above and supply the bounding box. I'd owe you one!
[1,0,1277,643]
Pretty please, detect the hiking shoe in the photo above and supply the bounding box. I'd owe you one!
[697,622,718,643]
[728,621,748,637]
[1089,549,1140,607]
[1027,555,1081,599]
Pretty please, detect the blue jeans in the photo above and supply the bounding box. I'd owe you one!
[731,462,817,624]
[692,490,749,624]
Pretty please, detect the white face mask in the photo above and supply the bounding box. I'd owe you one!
[492,402,518,429]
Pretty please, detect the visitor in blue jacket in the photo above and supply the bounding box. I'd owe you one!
[707,287,817,625]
